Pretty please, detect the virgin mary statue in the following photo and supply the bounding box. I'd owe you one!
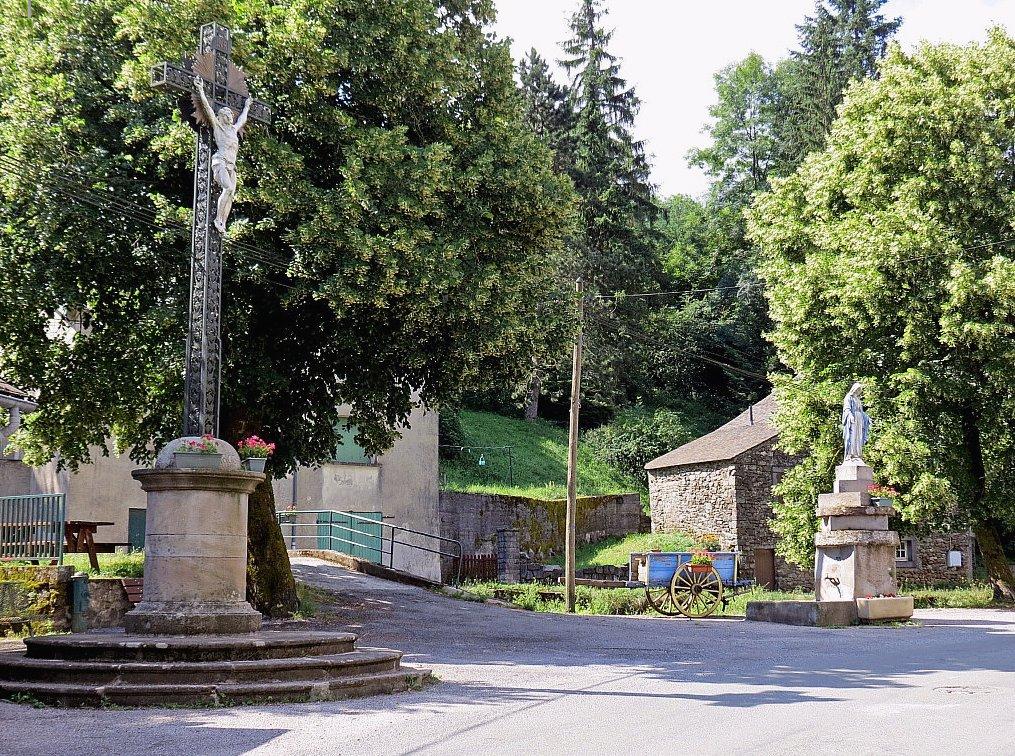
[841,382,870,462]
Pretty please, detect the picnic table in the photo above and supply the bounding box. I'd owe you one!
[64,521,113,571]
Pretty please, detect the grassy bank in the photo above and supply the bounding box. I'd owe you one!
[441,410,642,500]
[547,532,698,570]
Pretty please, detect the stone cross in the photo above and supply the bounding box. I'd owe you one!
[151,23,271,437]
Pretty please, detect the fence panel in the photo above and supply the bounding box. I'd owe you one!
[0,494,66,564]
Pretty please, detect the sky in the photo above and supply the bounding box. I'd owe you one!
[493,0,1015,198]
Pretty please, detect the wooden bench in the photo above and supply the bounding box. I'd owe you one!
[121,578,143,606]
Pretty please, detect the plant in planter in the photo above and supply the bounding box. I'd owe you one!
[237,435,275,473]
[688,552,713,573]
[697,533,721,552]
[173,435,222,469]
[867,483,899,507]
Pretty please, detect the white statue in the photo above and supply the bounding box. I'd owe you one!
[193,76,251,234]
[841,382,871,462]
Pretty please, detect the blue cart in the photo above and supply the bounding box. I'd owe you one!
[633,551,754,618]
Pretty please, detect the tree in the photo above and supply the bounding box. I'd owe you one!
[0,0,573,613]
[514,49,575,420]
[689,53,780,201]
[747,31,1015,599]
[776,0,901,171]
[548,0,663,416]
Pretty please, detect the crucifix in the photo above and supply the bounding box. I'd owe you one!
[151,23,271,437]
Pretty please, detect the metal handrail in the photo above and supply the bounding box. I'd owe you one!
[277,509,463,584]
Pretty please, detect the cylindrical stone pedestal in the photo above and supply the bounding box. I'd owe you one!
[125,438,264,634]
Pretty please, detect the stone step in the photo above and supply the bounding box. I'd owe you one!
[24,631,357,663]
[0,666,430,707]
[0,647,402,686]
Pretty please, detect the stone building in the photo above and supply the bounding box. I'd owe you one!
[645,394,974,589]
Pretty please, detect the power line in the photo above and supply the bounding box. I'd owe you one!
[0,154,293,270]
[586,310,770,381]
[0,154,312,292]
[590,283,749,300]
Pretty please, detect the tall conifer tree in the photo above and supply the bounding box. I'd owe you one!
[776,0,901,171]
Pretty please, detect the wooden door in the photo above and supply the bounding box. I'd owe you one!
[755,547,776,589]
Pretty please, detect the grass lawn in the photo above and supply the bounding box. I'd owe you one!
[60,551,145,578]
[441,410,643,500]
[547,532,698,569]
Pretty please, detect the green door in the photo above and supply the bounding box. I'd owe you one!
[127,508,146,551]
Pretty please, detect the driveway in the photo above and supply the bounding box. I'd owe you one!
[2,555,1015,755]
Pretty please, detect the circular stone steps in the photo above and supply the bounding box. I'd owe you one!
[0,631,431,707]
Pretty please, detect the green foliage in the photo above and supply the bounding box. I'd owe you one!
[904,583,996,609]
[583,404,718,483]
[546,531,696,568]
[0,0,574,471]
[775,0,901,172]
[748,31,1015,569]
[465,581,648,615]
[689,53,780,200]
[440,409,640,499]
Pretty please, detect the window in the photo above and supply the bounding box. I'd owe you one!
[896,539,913,563]
[333,421,372,465]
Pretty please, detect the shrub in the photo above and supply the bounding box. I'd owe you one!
[583,406,709,483]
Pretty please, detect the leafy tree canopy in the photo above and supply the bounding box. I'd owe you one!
[748,30,1015,596]
[0,0,574,470]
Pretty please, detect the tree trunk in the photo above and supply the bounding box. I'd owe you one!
[246,473,300,617]
[523,371,540,421]
[972,522,1015,603]
[961,404,1014,602]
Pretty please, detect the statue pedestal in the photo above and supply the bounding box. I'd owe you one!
[814,462,907,615]
[125,438,264,634]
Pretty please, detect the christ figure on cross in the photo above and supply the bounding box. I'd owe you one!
[193,75,251,234]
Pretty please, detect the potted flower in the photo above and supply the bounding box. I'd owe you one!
[867,483,899,507]
[698,533,721,552]
[237,435,275,473]
[688,552,713,574]
[174,435,222,469]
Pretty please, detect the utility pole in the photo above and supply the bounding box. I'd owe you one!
[565,279,584,613]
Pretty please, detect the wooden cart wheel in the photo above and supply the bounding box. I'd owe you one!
[644,583,681,616]
[669,563,723,618]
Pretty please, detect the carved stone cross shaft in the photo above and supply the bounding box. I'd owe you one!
[151,22,270,437]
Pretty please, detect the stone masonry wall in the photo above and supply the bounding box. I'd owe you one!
[648,461,736,543]
[897,532,975,586]
[86,578,133,629]
[438,491,643,562]
[732,440,811,589]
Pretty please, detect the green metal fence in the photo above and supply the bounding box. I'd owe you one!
[0,494,66,564]
[315,511,383,562]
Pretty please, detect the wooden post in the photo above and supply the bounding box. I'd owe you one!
[565,279,584,613]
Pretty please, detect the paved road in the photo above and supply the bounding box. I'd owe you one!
[3,556,1015,755]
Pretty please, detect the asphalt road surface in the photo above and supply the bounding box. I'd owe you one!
[2,556,1014,755]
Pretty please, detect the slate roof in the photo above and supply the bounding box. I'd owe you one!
[0,378,35,403]
[644,393,779,471]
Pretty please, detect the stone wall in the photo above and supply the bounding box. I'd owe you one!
[0,565,72,633]
[438,491,643,562]
[86,578,133,629]
[732,440,810,588]
[648,461,736,542]
[647,443,811,590]
[897,532,975,586]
